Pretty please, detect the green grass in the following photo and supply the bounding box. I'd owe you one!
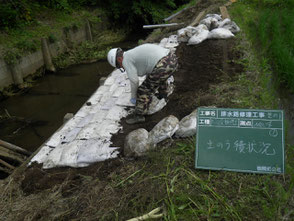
[0,8,103,58]
[230,2,294,92]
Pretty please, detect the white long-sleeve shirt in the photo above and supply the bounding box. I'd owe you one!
[122,44,170,99]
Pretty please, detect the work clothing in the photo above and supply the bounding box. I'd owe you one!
[135,52,178,115]
[123,44,170,99]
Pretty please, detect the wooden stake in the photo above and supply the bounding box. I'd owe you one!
[0,159,15,170]
[10,64,24,85]
[189,10,206,27]
[0,165,12,175]
[220,6,230,19]
[0,139,31,156]
[41,38,56,72]
[0,146,25,164]
[85,20,93,42]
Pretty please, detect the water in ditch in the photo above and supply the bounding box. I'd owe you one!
[0,40,139,154]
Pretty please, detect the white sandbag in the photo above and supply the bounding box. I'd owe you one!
[175,109,197,138]
[205,14,222,21]
[218,18,240,34]
[177,26,200,42]
[166,76,175,97]
[159,38,168,48]
[188,25,209,45]
[77,138,118,164]
[207,28,234,39]
[177,27,189,42]
[148,115,179,145]
[147,96,167,115]
[159,35,179,48]
[200,17,219,30]
[124,128,150,157]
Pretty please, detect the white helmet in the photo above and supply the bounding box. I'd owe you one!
[107,48,118,68]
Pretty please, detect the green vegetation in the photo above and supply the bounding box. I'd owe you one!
[0,0,189,31]
[53,30,127,68]
[230,0,294,92]
[0,0,189,62]
[0,8,103,57]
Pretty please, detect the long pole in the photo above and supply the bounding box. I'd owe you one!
[0,139,31,156]
[143,23,184,29]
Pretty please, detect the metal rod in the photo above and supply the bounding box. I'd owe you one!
[143,23,184,29]
[164,7,188,22]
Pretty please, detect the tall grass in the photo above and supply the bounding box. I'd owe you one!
[248,4,294,92]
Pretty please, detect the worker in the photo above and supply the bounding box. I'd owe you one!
[107,44,178,124]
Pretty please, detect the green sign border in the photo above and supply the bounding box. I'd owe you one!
[195,108,285,174]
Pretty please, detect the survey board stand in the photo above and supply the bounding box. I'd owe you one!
[195,107,285,174]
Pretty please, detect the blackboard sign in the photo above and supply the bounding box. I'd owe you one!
[195,108,285,174]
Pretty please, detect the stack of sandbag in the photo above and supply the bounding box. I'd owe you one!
[124,109,199,157]
[177,14,240,45]
[124,115,179,157]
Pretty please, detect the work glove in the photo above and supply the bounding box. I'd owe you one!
[130,98,136,105]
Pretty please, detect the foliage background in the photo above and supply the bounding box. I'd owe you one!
[0,0,189,30]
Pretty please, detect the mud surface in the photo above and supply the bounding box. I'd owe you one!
[20,38,243,195]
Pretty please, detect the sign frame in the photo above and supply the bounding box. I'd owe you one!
[195,107,285,174]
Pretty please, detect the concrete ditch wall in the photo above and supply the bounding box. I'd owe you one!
[0,22,95,89]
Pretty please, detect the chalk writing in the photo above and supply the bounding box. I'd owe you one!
[196,108,284,174]
[206,139,276,156]
[253,120,272,128]
[269,129,278,137]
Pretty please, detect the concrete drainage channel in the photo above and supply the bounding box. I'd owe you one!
[0,20,95,88]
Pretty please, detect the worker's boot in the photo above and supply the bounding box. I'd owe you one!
[155,92,169,103]
[126,113,145,124]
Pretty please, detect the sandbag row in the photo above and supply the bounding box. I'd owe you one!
[177,14,240,45]
[124,109,197,157]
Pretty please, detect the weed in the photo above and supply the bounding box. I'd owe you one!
[15,39,38,52]
[3,50,22,65]
[48,34,57,43]
[231,2,294,93]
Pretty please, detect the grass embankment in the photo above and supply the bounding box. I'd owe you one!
[157,10,294,218]
[231,0,294,93]
[0,8,127,67]
[0,9,100,64]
